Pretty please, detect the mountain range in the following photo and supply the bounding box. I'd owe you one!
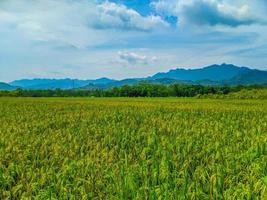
[9,78,116,90]
[1,64,267,90]
[0,82,19,91]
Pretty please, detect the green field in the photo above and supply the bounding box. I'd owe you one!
[0,98,267,199]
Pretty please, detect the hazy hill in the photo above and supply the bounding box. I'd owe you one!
[0,82,18,90]
[7,64,267,90]
[223,70,267,85]
[151,63,251,81]
[10,78,116,89]
[83,63,267,89]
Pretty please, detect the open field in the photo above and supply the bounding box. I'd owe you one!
[0,97,267,199]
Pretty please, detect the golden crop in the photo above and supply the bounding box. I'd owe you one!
[0,98,267,199]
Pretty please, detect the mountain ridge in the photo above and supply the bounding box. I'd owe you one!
[0,82,19,91]
[10,77,116,89]
[3,63,267,90]
[150,63,252,81]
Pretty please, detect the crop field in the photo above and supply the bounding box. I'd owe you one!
[0,97,267,199]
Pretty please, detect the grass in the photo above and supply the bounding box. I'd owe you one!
[0,97,267,199]
[199,88,267,100]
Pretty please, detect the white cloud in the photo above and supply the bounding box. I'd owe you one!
[152,56,158,62]
[94,2,169,31]
[151,0,266,27]
[0,10,17,23]
[151,0,177,16]
[118,51,148,64]
[118,51,159,65]
[0,0,167,49]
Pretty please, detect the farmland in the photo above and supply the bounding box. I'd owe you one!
[0,97,267,199]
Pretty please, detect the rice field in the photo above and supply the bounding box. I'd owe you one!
[0,97,267,199]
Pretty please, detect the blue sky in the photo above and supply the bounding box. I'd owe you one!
[0,0,267,81]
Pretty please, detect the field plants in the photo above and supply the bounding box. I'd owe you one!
[199,89,267,100]
[0,98,267,199]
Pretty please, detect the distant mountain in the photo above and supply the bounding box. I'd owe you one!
[81,78,142,90]
[224,70,267,85]
[151,63,251,81]
[82,64,266,88]
[10,78,116,89]
[8,64,267,90]
[90,78,116,85]
[0,82,18,91]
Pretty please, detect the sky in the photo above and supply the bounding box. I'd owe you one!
[0,0,267,82]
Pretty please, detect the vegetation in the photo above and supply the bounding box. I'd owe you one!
[0,83,265,98]
[0,98,267,199]
[200,89,267,100]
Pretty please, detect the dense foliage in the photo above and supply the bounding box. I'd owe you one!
[0,98,267,199]
[0,83,265,97]
[200,89,267,99]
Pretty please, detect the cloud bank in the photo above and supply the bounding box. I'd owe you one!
[95,2,168,31]
[151,0,266,27]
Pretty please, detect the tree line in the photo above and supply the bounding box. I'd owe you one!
[0,83,265,97]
